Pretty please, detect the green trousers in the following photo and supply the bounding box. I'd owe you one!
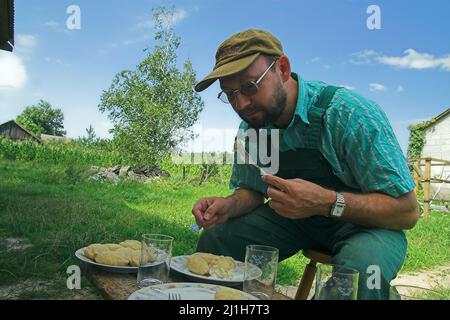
[197,203,407,300]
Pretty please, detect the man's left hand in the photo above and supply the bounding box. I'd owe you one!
[261,175,336,219]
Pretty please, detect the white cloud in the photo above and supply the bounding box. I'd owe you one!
[135,20,154,30]
[322,64,331,70]
[45,57,71,67]
[397,85,404,92]
[45,20,60,28]
[17,34,37,49]
[134,8,188,30]
[369,83,387,92]
[350,49,450,72]
[339,84,355,90]
[377,49,450,71]
[16,34,37,55]
[165,8,188,27]
[306,57,320,64]
[350,50,378,65]
[0,52,27,89]
[121,34,152,46]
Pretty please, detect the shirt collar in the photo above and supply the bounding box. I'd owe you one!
[289,72,310,126]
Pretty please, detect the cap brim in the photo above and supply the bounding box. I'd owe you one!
[194,53,260,92]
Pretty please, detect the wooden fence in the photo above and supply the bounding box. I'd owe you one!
[412,157,450,218]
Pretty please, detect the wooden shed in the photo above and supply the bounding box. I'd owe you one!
[419,108,450,201]
[0,120,41,143]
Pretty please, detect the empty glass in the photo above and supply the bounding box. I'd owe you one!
[315,263,359,300]
[243,245,279,300]
[137,234,173,288]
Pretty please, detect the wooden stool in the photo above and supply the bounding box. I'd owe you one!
[295,249,333,300]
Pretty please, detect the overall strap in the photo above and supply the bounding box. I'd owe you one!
[303,86,340,149]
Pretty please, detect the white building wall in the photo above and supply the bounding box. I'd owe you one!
[422,116,450,200]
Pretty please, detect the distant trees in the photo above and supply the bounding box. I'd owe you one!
[16,100,66,137]
[99,7,204,167]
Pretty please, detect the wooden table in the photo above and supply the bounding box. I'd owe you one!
[81,262,292,300]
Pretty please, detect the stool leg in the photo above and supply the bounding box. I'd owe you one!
[295,260,317,300]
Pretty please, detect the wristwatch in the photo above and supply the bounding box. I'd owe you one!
[330,192,345,218]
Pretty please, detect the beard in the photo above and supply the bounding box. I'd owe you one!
[238,82,287,129]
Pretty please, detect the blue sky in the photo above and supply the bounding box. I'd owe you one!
[1,0,449,153]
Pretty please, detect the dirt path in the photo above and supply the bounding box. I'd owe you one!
[391,265,450,289]
[276,264,450,299]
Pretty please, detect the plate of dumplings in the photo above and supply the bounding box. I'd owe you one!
[75,240,162,273]
[170,252,262,286]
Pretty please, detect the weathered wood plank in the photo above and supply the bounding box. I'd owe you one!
[81,262,291,300]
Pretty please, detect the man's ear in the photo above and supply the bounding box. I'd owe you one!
[277,55,291,82]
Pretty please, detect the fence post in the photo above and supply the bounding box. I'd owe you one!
[423,158,431,219]
[413,161,420,195]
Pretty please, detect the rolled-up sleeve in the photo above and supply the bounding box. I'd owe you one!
[340,101,415,197]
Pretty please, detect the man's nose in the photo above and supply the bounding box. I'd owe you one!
[233,92,252,112]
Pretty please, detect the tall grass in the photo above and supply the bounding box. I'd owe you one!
[0,138,233,183]
[0,138,122,167]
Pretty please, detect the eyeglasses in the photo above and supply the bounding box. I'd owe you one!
[217,58,278,105]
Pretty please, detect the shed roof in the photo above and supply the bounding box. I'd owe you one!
[422,108,450,130]
[0,120,41,143]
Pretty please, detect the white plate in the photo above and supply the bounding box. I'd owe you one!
[170,255,262,286]
[128,282,258,300]
[75,247,164,273]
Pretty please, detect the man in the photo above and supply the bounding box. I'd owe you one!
[191,29,418,300]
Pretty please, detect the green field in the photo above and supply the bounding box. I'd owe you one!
[0,159,449,299]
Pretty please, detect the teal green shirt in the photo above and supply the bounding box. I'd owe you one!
[230,73,415,198]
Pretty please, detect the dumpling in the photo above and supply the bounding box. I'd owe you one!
[141,243,157,263]
[95,250,129,266]
[215,288,246,300]
[103,243,123,251]
[210,256,236,272]
[84,244,109,260]
[195,252,219,264]
[129,250,142,267]
[186,254,210,275]
[120,240,142,251]
[116,247,133,260]
[186,253,236,278]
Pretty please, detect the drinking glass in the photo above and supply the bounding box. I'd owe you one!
[243,245,279,300]
[137,234,173,288]
[315,263,359,300]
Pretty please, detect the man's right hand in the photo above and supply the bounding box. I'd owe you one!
[191,197,234,230]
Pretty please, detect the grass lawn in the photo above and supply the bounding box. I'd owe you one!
[0,159,449,299]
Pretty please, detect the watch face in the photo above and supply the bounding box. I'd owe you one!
[334,206,344,217]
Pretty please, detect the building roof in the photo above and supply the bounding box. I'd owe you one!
[422,107,450,130]
[0,120,41,142]
[0,0,14,52]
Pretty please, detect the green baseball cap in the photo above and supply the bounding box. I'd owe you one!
[194,29,284,92]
